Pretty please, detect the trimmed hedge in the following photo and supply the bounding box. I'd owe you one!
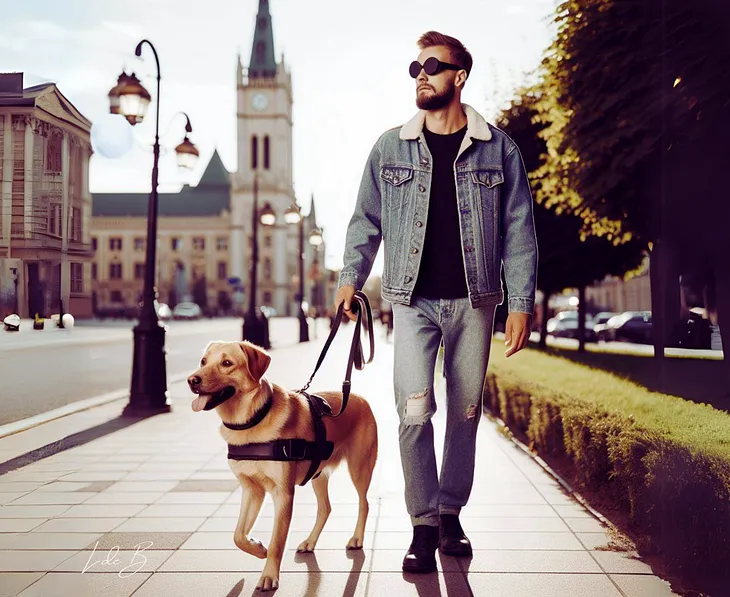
[485,342,730,587]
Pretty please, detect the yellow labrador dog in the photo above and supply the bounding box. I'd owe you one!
[188,340,378,591]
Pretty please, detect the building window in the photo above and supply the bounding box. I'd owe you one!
[70,263,83,293]
[218,261,227,280]
[216,237,228,251]
[134,263,145,279]
[71,207,81,241]
[92,262,97,280]
[109,237,122,251]
[171,237,182,251]
[263,135,270,169]
[91,237,98,251]
[48,204,61,237]
[264,257,271,280]
[110,290,123,303]
[263,291,272,305]
[193,237,205,251]
[264,234,272,248]
[109,263,122,279]
[251,135,258,169]
[46,134,62,174]
[134,237,145,251]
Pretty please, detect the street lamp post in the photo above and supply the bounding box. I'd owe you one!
[284,202,323,343]
[108,39,199,417]
[242,172,275,348]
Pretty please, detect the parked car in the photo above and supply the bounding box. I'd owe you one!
[592,311,619,341]
[598,311,653,344]
[546,310,597,341]
[668,308,712,350]
[172,302,201,320]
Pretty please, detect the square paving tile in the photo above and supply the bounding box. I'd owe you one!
[32,518,127,533]
[0,492,29,504]
[197,517,244,532]
[122,471,192,481]
[552,504,594,519]
[0,572,44,595]
[154,492,231,504]
[53,549,174,573]
[105,481,178,493]
[576,532,613,550]
[610,574,681,596]
[35,482,96,492]
[564,517,607,533]
[170,480,238,492]
[373,531,585,551]
[281,548,372,573]
[463,572,622,596]
[367,572,470,597]
[452,517,571,533]
[89,532,192,550]
[0,482,43,493]
[0,532,102,550]
[0,518,46,532]
[60,471,129,482]
[15,571,151,596]
[0,550,75,572]
[135,504,219,518]
[251,516,361,533]
[592,551,654,574]
[0,505,70,518]
[59,504,146,518]
[455,504,559,518]
[84,492,164,505]
[113,517,206,533]
[463,550,603,573]
[10,492,97,505]
[158,549,268,572]
[131,571,367,597]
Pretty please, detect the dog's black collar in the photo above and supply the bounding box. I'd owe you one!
[222,394,273,431]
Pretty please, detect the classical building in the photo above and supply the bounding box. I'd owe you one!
[91,0,330,317]
[0,72,94,319]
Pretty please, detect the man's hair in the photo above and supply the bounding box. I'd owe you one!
[417,31,473,77]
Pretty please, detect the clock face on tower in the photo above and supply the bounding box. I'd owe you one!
[252,92,269,112]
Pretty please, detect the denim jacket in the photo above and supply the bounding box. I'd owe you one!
[338,104,538,314]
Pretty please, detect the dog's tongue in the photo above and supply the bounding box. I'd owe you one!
[191,395,209,412]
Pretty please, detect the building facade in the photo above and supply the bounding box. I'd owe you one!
[90,0,330,318]
[0,73,93,319]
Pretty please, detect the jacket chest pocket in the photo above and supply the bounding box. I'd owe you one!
[471,169,504,233]
[380,166,414,205]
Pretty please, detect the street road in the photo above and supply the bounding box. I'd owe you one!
[0,317,330,426]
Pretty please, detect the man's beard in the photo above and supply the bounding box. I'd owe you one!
[416,82,456,110]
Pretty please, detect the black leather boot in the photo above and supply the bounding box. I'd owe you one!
[439,514,472,557]
[402,524,439,573]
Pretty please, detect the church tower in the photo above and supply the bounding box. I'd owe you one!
[231,0,296,316]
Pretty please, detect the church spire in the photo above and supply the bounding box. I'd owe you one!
[248,0,277,79]
[308,193,317,225]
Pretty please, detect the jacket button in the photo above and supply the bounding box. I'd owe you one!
[404,276,412,283]
[418,184,426,193]
[416,221,423,227]
[411,247,418,254]
[420,159,429,166]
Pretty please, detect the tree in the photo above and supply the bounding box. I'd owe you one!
[496,90,646,351]
[534,0,730,389]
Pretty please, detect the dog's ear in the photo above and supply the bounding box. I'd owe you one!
[239,341,271,382]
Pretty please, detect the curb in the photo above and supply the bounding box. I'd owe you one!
[0,373,190,440]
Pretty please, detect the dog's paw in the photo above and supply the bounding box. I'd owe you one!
[234,534,268,559]
[346,535,364,550]
[296,538,317,552]
[256,570,280,591]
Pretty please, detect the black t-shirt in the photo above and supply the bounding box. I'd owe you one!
[413,124,469,299]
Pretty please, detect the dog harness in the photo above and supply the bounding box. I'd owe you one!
[223,292,375,487]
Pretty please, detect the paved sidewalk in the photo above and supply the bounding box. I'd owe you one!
[0,324,678,596]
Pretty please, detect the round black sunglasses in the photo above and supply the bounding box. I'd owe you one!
[409,56,464,79]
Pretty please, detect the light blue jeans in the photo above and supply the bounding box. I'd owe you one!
[392,295,497,527]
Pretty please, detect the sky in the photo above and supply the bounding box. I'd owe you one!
[0,0,557,275]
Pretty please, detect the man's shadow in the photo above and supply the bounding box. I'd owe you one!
[402,553,473,597]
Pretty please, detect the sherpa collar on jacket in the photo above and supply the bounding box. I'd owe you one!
[399,103,492,142]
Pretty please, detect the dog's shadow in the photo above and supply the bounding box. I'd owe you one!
[293,548,367,597]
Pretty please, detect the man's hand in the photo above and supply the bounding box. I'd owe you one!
[334,285,357,321]
[504,312,532,357]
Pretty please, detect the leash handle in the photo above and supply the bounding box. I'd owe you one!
[296,290,375,417]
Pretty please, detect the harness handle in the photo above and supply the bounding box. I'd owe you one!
[296,290,375,417]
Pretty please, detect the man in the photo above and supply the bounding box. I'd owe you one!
[335,31,538,573]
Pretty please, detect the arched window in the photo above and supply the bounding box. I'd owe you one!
[263,135,270,170]
[251,135,258,170]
